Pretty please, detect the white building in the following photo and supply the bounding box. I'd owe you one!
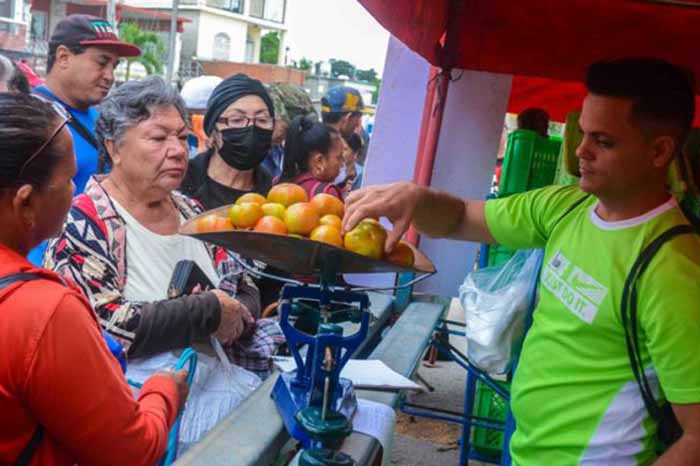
[123,0,289,76]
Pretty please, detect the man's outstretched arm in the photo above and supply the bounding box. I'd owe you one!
[343,181,495,252]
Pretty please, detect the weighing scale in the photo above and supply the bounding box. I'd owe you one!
[181,207,435,466]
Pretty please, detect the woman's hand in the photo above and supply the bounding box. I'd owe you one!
[153,369,190,411]
[211,290,254,345]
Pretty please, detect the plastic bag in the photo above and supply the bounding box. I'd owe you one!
[459,249,543,375]
[126,338,262,453]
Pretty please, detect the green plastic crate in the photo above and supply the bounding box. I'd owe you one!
[487,244,516,268]
[472,379,510,459]
[499,130,562,196]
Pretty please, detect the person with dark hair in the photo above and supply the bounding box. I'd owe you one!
[516,107,550,138]
[321,86,365,139]
[44,77,281,377]
[263,82,318,179]
[180,73,276,210]
[343,58,700,465]
[28,14,141,266]
[279,115,345,199]
[0,55,30,94]
[0,92,187,466]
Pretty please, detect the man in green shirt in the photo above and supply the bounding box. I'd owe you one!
[343,58,700,465]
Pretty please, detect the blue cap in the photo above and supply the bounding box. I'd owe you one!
[321,86,365,114]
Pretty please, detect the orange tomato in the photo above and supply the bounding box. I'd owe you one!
[310,224,343,248]
[229,202,264,229]
[284,202,319,235]
[319,214,342,230]
[197,214,232,232]
[267,183,308,207]
[386,241,415,268]
[343,219,387,260]
[254,216,288,235]
[236,192,267,205]
[310,193,344,218]
[261,202,286,220]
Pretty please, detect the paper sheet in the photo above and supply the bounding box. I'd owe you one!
[352,398,396,466]
[272,357,425,391]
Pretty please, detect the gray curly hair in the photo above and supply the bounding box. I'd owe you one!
[95,76,189,170]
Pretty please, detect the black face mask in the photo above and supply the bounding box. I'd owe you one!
[217,125,272,171]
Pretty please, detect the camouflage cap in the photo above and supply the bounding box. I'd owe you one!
[267,82,317,124]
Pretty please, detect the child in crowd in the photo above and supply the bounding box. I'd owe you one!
[278,115,345,199]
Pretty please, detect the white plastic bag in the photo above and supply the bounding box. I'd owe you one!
[126,338,262,453]
[459,249,543,375]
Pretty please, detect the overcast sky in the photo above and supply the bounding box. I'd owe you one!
[285,0,390,75]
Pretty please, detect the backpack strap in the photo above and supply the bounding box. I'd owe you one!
[0,273,45,466]
[32,88,100,151]
[621,223,698,442]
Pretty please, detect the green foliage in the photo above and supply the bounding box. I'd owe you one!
[371,78,382,105]
[118,22,165,80]
[298,57,313,71]
[330,59,355,79]
[260,32,280,64]
[355,68,377,83]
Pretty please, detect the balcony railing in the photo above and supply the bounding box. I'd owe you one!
[249,0,285,23]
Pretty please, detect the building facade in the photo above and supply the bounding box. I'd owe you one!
[124,0,289,79]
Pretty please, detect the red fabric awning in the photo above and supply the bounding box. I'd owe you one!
[361,0,700,122]
[360,0,700,86]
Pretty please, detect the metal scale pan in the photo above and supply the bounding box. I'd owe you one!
[180,206,436,276]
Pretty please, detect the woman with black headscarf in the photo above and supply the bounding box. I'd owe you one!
[180,73,276,209]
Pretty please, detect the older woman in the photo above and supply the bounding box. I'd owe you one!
[180,73,275,209]
[0,93,185,465]
[45,77,282,376]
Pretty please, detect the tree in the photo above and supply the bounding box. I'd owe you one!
[330,59,355,79]
[298,57,313,71]
[260,32,280,64]
[118,22,165,80]
[355,68,378,83]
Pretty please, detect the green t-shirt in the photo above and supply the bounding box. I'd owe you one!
[484,185,700,466]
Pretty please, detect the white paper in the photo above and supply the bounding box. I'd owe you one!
[352,398,396,466]
[272,357,425,391]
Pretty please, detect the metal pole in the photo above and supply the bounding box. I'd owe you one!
[106,0,116,27]
[165,0,180,83]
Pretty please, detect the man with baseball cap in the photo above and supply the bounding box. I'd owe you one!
[263,82,317,178]
[321,85,365,139]
[29,14,140,265]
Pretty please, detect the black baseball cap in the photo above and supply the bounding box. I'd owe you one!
[50,14,141,57]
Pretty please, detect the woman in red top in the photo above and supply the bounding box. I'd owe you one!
[0,93,187,466]
[279,115,345,199]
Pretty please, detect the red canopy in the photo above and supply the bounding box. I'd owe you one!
[361,0,700,122]
[360,0,700,86]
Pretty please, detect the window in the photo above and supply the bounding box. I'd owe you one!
[249,0,285,23]
[213,33,231,61]
[224,0,243,13]
[0,0,12,19]
[31,11,48,40]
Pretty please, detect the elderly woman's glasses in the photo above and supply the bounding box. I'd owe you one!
[18,100,72,180]
[217,115,274,130]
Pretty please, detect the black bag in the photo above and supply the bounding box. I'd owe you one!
[621,224,698,449]
[167,260,215,299]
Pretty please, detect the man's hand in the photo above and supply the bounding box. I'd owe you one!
[211,290,254,345]
[343,181,493,250]
[343,181,424,252]
[152,369,189,411]
[654,403,700,465]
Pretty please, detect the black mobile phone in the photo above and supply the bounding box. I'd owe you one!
[168,260,215,299]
